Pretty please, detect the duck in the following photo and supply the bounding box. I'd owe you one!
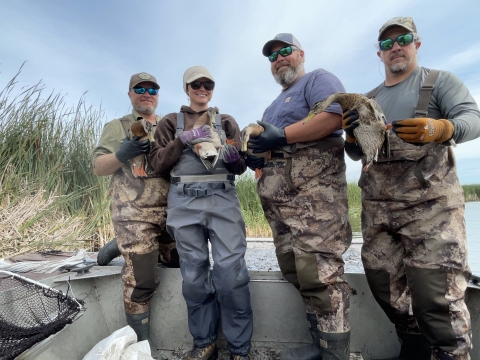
[302,93,388,171]
[240,123,271,178]
[192,107,221,170]
[128,119,154,177]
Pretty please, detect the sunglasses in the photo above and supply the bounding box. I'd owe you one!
[190,81,215,91]
[132,87,159,95]
[268,46,299,63]
[378,33,416,51]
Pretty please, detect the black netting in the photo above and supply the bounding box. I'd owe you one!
[0,273,84,360]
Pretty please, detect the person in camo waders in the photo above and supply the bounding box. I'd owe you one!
[148,66,253,360]
[92,72,179,350]
[247,33,352,360]
[344,16,480,360]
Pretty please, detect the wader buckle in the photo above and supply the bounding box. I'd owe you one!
[185,188,211,197]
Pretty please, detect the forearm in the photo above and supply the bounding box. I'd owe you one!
[284,112,342,143]
[225,157,246,175]
[94,153,123,176]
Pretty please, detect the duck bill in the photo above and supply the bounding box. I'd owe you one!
[302,111,315,124]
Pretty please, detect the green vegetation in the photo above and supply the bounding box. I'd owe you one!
[0,72,478,256]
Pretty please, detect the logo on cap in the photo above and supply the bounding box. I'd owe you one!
[137,72,152,80]
[275,34,284,39]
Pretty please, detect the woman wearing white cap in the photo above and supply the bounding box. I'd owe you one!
[148,66,252,360]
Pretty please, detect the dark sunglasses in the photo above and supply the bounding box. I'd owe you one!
[132,87,159,95]
[190,81,215,91]
[268,46,299,63]
[378,33,416,51]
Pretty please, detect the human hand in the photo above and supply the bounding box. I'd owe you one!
[179,125,213,146]
[391,118,454,144]
[115,136,150,163]
[244,154,265,171]
[248,121,287,153]
[342,110,359,144]
[220,144,240,163]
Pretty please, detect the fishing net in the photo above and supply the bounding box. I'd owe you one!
[0,270,85,360]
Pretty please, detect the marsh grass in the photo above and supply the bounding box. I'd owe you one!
[0,69,113,257]
[1,70,479,257]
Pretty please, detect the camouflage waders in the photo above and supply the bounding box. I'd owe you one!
[112,165,177,314]
[257,142,352,333]
[360,134,472,359]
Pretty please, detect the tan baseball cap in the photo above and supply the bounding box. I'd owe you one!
[129,72,160,90]
[378,16,417,40]
[183,66,215,94]
[262,33,302,56]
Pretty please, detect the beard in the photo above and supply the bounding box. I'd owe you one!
[133,103,156,115]
[272,61,304,87]
[389,61,408,74]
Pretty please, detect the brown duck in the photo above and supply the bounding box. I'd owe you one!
[303,93,389,171]
[128,119,154,177]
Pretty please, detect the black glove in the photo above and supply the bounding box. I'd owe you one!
[342,110,360,143]
[115,136,150,163]
[248,121,287,153]
[244,154,265,171]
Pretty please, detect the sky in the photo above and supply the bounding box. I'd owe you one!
[1,0,480,183]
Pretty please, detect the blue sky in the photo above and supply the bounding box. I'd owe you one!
[1,0,479,183]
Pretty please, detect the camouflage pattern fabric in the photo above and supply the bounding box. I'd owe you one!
[360,136,472,358]
[112,163,177,314]
[257,144,352,333]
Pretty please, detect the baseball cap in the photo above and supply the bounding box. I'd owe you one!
[183,66,215,94]
[129,72,160,90]
[262,33,302,57]
[378,16,417,40]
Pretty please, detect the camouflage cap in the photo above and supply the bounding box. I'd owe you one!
[183,66,215,94]
[262,33,302,56]
[378,17,417,40]
[129,72,160,90]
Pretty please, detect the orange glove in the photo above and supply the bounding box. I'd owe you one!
[392,118,454,144]
[342,110,359,144]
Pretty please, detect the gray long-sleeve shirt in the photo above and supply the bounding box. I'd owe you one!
[346,66,480,160]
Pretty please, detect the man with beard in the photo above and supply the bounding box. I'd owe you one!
[247,34,352,360]
[344,17,480,359]
[92,72,178,350]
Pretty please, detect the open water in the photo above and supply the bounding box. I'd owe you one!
[350,201,480,275]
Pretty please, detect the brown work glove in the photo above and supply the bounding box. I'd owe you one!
[342,110,359,143]
[391,118,454,144]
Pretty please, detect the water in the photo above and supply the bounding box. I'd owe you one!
[350,201,480,275]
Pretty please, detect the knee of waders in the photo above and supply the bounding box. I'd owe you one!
[130,250,160,303]
[212,258,250,309]
[277,252,300,290]
[295,253,332,315]
[405,266,457,352]
[180,258,213,303]
[364,268,400,324]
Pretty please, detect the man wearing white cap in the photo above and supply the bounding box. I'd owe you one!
[344,16,480,360]
[248,34,352,360]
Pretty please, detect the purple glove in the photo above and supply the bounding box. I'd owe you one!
[179,125,213,146]
[220,144,240,163]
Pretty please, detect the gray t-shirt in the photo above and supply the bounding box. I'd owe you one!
[262,68,345,136]
[373,66,480,143]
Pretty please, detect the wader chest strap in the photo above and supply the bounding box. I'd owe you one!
[120,117,132,138]
[175,113,185,138]
[415,69,439,118]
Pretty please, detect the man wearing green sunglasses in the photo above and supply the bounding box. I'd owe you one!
[344,16,480,360]
[247,33,352,360]
[92,72,179,354]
